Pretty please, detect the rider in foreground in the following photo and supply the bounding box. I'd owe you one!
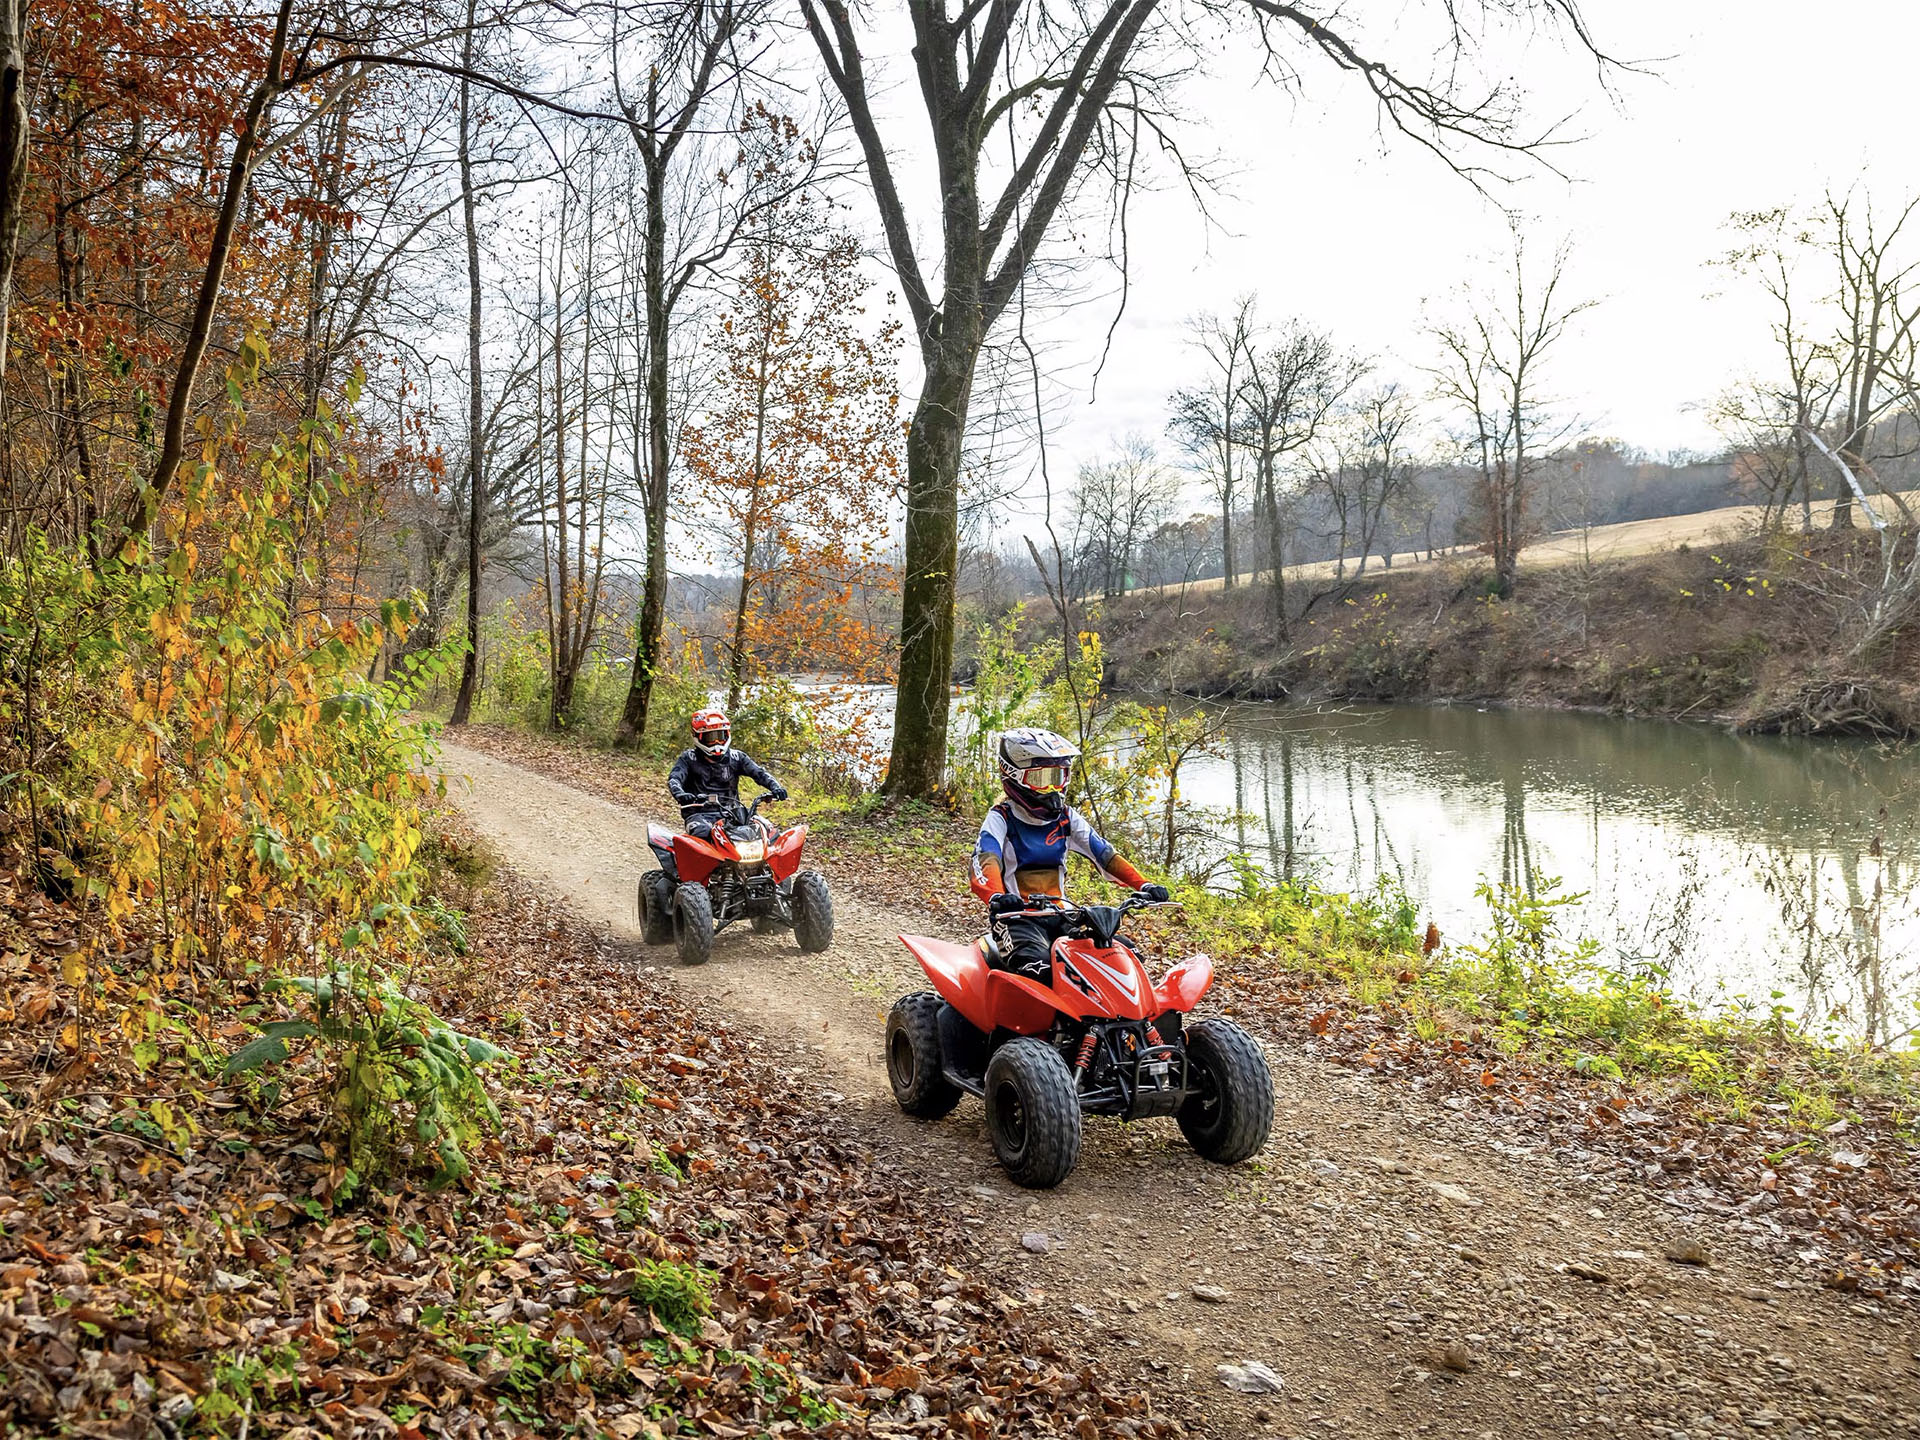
[970,727,1169,978]
[668,708,787,840]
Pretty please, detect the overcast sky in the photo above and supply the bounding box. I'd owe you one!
[839,0,1920,517]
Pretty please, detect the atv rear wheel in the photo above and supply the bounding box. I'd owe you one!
[1177,1018,1273,1165]
[984,1038,1082,1189]
[672,883,715,966]
[791,870,834,953]
[638,870,673,945]
[886,993,962,1119]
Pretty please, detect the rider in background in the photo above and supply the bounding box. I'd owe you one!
[668,708,787,840]
[969,727,1169,979]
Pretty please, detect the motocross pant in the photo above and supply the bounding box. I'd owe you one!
[685,811,722,841]
[990,914,1065,981]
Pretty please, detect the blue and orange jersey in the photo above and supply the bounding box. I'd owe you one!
[969,801,1146,903]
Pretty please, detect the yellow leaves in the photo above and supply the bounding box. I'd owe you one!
[61,952,87,988]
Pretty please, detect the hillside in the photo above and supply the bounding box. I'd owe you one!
[1090,524,1920,737]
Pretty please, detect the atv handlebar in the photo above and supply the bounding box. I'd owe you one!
[999,892,1179,922]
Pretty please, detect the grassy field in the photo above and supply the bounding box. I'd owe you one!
[1135,490,1920,597]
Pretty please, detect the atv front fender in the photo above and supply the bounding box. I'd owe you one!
[1155,953,1214,1013]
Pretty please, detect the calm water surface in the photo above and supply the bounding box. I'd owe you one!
[1179,703,1918,1042]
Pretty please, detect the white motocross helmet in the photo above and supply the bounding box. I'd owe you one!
[998,727,1079,820]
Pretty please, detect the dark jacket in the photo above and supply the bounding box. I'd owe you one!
[667,747,782,817]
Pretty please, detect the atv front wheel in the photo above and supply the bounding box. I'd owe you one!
[638,870,674,946]
[984,1038,1082,1189]
[1177,1018,1274,1165]
[791,870,834,953]
[886,993,962,1119]
[672,884,715,966]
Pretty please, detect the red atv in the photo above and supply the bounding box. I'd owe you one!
[887,894,1273,1188]
[637,797,833,966]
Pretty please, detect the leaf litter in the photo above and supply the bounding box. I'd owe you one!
[0,821,1174,1437]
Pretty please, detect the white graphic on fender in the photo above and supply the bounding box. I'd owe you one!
[1073,949,1142,1004]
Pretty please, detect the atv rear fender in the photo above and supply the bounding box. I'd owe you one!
[1154,953,1214,1013]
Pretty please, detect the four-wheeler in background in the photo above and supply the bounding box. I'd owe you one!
[886,893,1273,1187]
[637,797,833,965]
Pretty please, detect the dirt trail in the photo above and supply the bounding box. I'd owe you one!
[435,741,1919,1440]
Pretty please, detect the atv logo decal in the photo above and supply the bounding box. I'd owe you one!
[1074,949,1142,1004]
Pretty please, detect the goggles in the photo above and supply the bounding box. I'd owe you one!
[1008,761,1071,792]
[697,727,731,749]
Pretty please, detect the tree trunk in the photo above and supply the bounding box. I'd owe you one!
[0,0,29,389]
[548,196,571,729]
[1261,462,1287,640]
[1220,491,1235,589]
[885,349,970,798]
[615,144,671,747]
[449,0,484,726]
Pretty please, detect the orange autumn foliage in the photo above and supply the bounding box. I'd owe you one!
[682,222,903,707]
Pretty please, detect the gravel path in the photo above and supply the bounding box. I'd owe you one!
[436,740,1920,1440]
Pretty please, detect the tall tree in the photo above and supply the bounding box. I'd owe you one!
[804,0,1615,797]
[1168,300,1257,590]
[1239,320,1363,634]
[1429,231,1589,598]
[605,6,814,746]
[449,0,486,726]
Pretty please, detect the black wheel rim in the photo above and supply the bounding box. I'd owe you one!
[1188,1054,1223,1134]
[991,1080,1028,1159]
[888,1029,916,1091]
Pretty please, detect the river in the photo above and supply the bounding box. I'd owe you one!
[1180,702,1918,1044]
[789,683,1916,1043]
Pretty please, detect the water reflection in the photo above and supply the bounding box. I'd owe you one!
[1182,703,1919,1042]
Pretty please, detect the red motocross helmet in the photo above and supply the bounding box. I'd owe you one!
[691,708,731,758]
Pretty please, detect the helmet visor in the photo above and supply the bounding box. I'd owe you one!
[1015,761,1071,793]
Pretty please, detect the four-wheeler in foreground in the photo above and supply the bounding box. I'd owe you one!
[637,796,833,965]
[886,893,1273,1187]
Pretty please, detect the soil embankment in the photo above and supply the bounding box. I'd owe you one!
[436,736,1920,1440]
[1088,529,1920,736]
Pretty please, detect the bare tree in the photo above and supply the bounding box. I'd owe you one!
[1311,383,1420,577]
[1240,319,1364,633]
[1068,434,1177,599]
[601,3,837,747]
[804,0,1617,798]
[1821,190,1920,532]
[1718,207,1838,533]
[1428,229,1591,598]
[1168,299,1257,589]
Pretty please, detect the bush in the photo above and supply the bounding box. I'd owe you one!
[1,341,502,1193]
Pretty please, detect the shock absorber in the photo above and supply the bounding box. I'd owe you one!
[1072,1031,1099,1089]
[1144,1022,1164,1048]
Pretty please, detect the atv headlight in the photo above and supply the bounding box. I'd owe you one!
[734,839,766,865]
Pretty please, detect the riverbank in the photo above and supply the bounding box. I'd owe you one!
[453,721,1920,1293]
[1086,528,1920,737]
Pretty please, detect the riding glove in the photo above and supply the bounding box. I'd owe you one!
[1138,883,1172,903]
